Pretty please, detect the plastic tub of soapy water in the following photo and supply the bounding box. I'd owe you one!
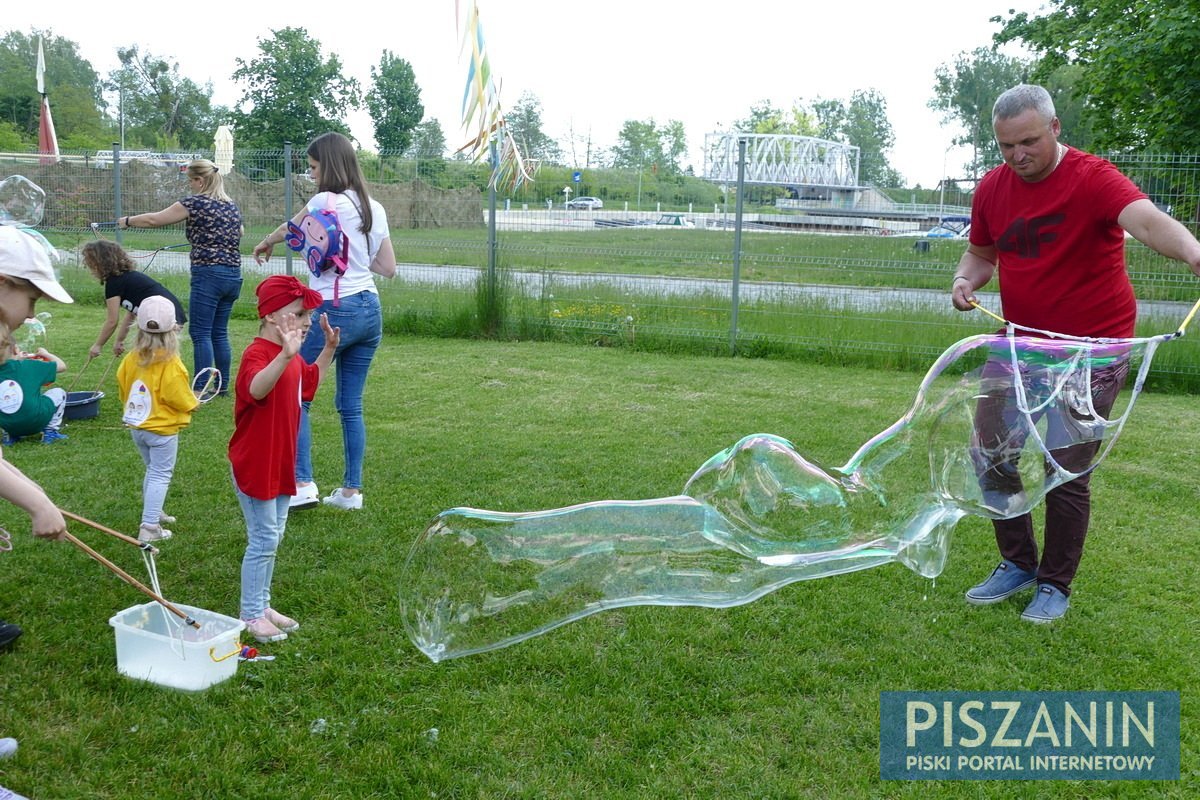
[64,390,104,421]
[108,601,246,691]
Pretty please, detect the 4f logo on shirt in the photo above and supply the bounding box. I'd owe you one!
[995,214,1065,258]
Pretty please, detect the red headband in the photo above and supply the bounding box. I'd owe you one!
[255,275,323,317]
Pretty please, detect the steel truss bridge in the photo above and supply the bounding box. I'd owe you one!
[703,132,860,189]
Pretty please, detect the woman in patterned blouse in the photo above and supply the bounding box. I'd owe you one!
[119,159,243,395]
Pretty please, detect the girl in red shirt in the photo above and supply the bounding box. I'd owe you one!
[229,275,338,643]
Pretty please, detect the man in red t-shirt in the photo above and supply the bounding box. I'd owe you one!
[950,84,1200,623]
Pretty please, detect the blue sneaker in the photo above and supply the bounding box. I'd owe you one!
[1,432,20,446]
[964,560,1037,605]
[1021,584,1070,623]
[41,429,68,444]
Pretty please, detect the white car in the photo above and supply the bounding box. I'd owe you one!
[567,196,603,210]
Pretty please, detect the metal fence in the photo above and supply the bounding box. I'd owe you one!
[4,146,1199,389]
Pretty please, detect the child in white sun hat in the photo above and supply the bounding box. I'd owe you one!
[0,223,72,800]
[117,294,198,543]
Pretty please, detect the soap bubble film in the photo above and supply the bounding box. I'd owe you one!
[0,175,47,226]
[400,330,1167,662]
[16,312,51,354]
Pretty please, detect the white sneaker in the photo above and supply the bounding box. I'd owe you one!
[289,482,319,510]
[158,512,176,524]
[138,524,173,543]
[322,488,363,510]
[0,737,16,759]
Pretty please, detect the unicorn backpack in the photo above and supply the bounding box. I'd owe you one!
[285,193,349,303]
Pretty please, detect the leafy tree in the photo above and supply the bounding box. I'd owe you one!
[0,30,106,145]
[0,120,22,150]
[504,91,561,165]
[109,46,227,150]
[736,100,781,133]
[929,47,1031,176]
[810,98,846,141]
[609,120,660,170]
[1041,64,1096,151]
[47,83,110,149]
[609,119,688,175]
[408,117,447,180]
[735,100,817,135]
[409,118,447,159]
[231,27,360,150]
[813,90,902,187]
[994,0,1200,153]
[660,120,687,174]
[366,50,423,153]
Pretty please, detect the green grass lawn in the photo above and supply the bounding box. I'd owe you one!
[0,304,1197,798]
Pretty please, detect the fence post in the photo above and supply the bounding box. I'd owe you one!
[283,141,293,276]
[112,143,122,246]
[487,138,498,322]
[730,136,747,355]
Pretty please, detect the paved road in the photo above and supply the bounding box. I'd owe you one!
[134,250,1193,323]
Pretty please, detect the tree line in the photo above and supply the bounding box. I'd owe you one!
[3,3,1196,190]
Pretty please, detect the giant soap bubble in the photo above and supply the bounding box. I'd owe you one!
[400,326,1176,662]
[0,175,47,227]
[0,178,63,320]
[0,175,60,275]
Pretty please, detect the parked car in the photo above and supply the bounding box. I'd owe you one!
[653,213,695,228]
[925,215,970,238]
[567,196,603,210]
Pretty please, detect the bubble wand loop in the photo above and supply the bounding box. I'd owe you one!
[192,366,223,404]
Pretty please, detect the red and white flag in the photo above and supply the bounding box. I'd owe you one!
[36,38,59,163]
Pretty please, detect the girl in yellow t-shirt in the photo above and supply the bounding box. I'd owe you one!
[116,295,198,543]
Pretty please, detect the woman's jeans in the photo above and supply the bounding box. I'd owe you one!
[189,265,243,393]
[296,291,383,491]
[234,483,290,621]
[131,429,178,526]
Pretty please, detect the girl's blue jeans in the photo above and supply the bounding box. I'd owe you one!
[296,290,383,491]
[234,482,290,621]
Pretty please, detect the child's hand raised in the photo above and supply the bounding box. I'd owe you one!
[319,313,341,351]
[273,312,307,359]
